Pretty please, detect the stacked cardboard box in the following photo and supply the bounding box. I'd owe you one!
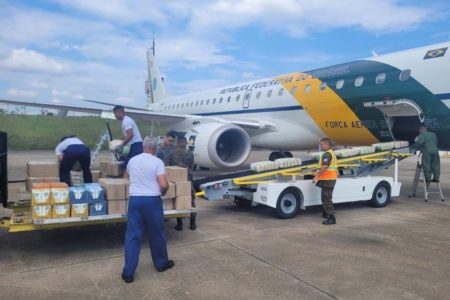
[165,166,192,210]
[98,178,128,215]
[26,161,59,192]
[106,161,124,177]
[31,182,70,220]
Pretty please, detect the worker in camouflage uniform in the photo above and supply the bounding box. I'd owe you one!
[313,137,338,225]
[173,137,197,231]
[415,124,440,183]
[156,131,176,166]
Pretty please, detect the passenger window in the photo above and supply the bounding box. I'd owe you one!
[200,100,204,106]
[267,90,272,97]
[206,99,210,105]
[278,88,284,96]
[304,84,311,93]
[181,103,184,108]
[228,96,232,102]
[244,93,250,100]
[256,91,261,99]
[290,86,297,94]
[376,73,386,84]
[355,76,364,87]
[195,101,199,106]
[336,79,344,89]
[213,98,216,104]
[399,69,411,81]
[235,95,239,102]
[190,102,193,107]
[219,97,223,103]
[176,104,180,109]
[319,82,327,91]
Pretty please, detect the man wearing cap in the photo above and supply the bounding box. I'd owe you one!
[113,105,143,169]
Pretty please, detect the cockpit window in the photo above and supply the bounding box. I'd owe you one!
[399,69,411,81]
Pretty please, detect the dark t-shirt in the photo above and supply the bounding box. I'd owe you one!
[321,152,332,166]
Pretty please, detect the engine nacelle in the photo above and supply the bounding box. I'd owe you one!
[186,123,251,169]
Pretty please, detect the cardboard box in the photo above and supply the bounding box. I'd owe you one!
[162,182,176,200]
[108,199,127,215]
[69,187,89,204]
[165,166,188,182]
[50,188,69,205]
[32,205,52,220]
[27,160,59,177]
[99,161,109,174]
[84,183,105,203]
[91,170,101,183]
[114,178,130,199]
[174,196,192,210]
[89,202,108,216]
[175,181,192,197]
[107,162,123,177]
[52,204,71,218]
[162,198,174,210]
[71,203,89,217]
[70,171,84,186]
[49,182,68,188]
[98,178,126,200]
[32,182,51,189]
[31,188,51,205]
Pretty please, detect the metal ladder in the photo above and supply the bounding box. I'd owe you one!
[90,122,118,164]
[409,154,445,202]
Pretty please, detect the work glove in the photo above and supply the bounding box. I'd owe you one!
[115,144,124,154]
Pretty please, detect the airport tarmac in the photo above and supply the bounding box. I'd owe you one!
[1,151,449,299]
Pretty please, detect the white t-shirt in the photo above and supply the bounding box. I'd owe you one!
[127,153,165,196]
[55,137,84,155]
[122,115,143,145]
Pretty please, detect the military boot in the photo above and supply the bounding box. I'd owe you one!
[322,214,336,225]
[322,208,328,219]
[190,213,197,230]
[174,218,183,231]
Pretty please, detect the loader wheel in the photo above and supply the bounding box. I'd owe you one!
[274,187,301,219]
[370,181,391,208]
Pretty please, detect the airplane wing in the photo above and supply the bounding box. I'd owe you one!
[0,98,269,130]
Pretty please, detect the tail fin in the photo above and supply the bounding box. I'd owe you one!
[146,42,170,110]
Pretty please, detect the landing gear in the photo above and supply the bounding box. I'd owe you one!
[269,151,293,161]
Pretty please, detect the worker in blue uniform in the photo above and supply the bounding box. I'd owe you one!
[122,136,174,283]
[55,135,92,186]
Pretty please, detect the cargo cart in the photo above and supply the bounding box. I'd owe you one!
[195,147,412,219]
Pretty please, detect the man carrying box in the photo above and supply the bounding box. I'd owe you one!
[55,136,92,186]
[122,136,174,283]
[113,105,143,169]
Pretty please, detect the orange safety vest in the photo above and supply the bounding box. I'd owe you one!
[318,149,337,181]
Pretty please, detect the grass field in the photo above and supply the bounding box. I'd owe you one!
[0,115,166,150]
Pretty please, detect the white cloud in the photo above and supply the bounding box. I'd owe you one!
[6,88,39,98]
[0,49,65,73]
[30,80,49,89]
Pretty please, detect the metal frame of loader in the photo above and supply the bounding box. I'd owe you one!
[195,148,412,217]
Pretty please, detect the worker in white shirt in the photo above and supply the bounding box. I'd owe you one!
[122,136,174,283]
[55,135,92,186]
[113,105,143,169]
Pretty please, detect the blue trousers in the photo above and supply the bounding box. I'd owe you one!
[122,142,143,169]
[60,144,92,186]
[123,196,169,276]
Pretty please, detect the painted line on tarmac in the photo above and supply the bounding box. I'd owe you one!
[221,239,339,300]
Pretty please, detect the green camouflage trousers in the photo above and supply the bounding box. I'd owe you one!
[317,180,336,215]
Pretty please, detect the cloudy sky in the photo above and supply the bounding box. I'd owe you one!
[1,0,449,109]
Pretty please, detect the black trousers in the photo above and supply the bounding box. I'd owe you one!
[60,144,92,186]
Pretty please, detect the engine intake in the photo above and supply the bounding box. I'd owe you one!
[186,123,251,169]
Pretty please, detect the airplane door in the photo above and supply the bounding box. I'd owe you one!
[243,89,252,109]
[363,99,424,143]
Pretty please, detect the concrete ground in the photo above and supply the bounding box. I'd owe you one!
[0,151,449,299]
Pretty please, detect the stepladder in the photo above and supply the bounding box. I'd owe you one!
[90,121,119,164]
[409,154,445,202]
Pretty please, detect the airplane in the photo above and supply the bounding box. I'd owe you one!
[1,41,449,169]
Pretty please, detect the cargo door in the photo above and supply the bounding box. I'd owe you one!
[363,99,424,143]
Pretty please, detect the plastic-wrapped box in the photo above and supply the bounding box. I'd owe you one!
[69,186,89,204]
[355,146,375,155]
[89,202,108,216]
[334,148,360,158]
[84,183,105,203]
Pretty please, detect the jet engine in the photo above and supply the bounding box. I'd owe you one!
[185,123,251,169]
